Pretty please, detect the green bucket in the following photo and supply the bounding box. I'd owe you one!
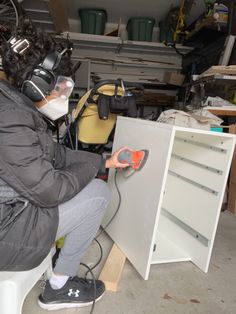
[127,17,155,41]
[79,8,107,35]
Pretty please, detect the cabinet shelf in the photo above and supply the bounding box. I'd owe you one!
[61,32,193,55]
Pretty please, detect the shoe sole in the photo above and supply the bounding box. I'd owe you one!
[37,292,104,311]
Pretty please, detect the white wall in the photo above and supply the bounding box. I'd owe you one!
[70,1,205,29]
[68,0,206,38]
[69,0,180,25]
[21,0,206,37]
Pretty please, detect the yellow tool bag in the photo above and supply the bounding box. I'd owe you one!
[63,79,143,151]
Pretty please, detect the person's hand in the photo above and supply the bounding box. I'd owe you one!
[105,146,133,169]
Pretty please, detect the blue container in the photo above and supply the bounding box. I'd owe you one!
[211,127,223,133]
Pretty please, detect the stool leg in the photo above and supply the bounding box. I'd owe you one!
[44,262,52,280]
[0,283,22,314]
[0,251,53,314]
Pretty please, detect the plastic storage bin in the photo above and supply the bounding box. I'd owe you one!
[79,8,107,35]
[159,20,173,43]
[127,17,155,41]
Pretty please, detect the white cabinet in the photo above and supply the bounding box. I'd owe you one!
[103,117,236,280]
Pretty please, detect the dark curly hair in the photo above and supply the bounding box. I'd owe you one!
[0,17,73,88]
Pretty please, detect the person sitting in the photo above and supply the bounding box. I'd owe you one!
[0,19,130,310]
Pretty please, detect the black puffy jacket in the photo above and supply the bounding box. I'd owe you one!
[0,79,105,271]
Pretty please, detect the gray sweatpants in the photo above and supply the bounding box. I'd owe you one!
[54,178,110,276]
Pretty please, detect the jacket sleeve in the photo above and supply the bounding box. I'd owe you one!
[0,108,103,208]
[53,142,106,173]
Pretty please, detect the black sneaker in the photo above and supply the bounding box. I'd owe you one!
[38,276,105,310]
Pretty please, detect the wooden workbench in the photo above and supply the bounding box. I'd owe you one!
[207,108,236,116]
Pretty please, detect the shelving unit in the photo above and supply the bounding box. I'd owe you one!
[192,73,236,84]
[58,32,192,93]
[184,73,236,108]
[103,117,236,280]
[61,32,192,56]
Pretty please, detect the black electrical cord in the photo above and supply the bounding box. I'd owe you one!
[80,262,97,314]
[163,40,185,57]
[52,170,122,313]
[52,170,121,314]
[64,115,74,149]
[79,169,122,314]
[96,169,121,239]
[84,238,103,279]
[80,169,122,313]
[78,239,103,314]
[82,169,121,275]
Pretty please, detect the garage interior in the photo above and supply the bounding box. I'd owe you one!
[0,1,236,314]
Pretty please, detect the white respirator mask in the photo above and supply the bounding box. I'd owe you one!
[37,76,74,121]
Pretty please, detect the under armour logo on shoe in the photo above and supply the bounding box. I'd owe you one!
[68,289,80,297]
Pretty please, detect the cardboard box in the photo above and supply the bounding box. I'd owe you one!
[163,72,185,86]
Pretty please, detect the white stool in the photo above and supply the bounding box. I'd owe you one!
[0,251,52,314]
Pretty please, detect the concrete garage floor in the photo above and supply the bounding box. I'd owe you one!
[23,211,236,314]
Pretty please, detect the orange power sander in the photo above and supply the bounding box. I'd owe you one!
[118,149,149,176]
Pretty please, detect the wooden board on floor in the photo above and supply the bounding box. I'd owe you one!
[99,243,126,292]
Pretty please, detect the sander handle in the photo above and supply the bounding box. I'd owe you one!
[117,149,133,164]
